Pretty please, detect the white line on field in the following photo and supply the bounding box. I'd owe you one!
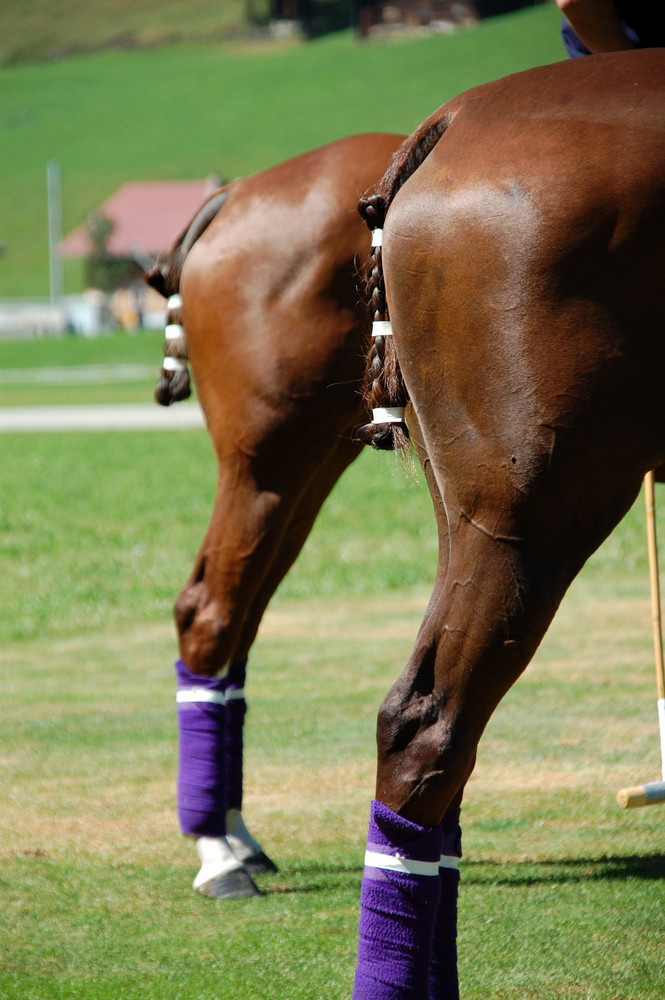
[0,364,157,385]
[0,403,205,432]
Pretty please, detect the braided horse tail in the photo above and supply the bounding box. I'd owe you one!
[357,113,453,450]
[145,186,233,406]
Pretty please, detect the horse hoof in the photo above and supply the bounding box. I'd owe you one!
[194,865,262,899]
[243,851,279,876]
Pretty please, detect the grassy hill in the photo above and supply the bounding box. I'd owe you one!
[0,3,564,298]
[0,0,250,67]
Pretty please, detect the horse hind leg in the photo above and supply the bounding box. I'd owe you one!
[174,597,276,892]
[218,437,360,875]
[353,506,582,998]
[175,658,261,898]
[174,447,353,892]
[174,540,276,892]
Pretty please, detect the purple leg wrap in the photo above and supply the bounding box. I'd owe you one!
[352,800,443,1000]
[429,810,462,1000]
[221,658,247,812]
[175,659,226,837]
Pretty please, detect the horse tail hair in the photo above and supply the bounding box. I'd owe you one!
[356,112,454,451]
[145,186,233,406]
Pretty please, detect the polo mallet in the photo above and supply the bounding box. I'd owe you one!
[617,469,665,808]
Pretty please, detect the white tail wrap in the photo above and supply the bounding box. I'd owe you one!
[372,320,393,338]
[162,356,188,373]
[371,229,383,247]
[165,323,185,340]
[167,294,183,310]
[363,850,440,877]
[372,406,405,424]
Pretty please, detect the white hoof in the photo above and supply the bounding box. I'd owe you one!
[193,836,261,898]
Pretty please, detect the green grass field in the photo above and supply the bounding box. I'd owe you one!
[2,338,665,999]
[2,420,665,998]
[0,3,564,298]
[0,330,167,406]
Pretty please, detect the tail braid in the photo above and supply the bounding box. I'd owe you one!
[356,112,454,451]
[145,187,233,407]
[155,293,191,405]
[356,194,409,451]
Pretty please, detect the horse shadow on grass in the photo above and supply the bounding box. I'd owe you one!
[257,854,665,896]
[258,860,365,896]
[463,854,665,886]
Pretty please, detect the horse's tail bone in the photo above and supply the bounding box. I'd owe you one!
[356,113,453,450]
[145,187,233,406]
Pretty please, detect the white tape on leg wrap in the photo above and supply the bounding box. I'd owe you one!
[372,320,393,337]
[364,850,440,877]
[162,356,188,373]
[177,688,226,706]
[439,855,460,870]
[224,688,245,701]
[372,406,405,424]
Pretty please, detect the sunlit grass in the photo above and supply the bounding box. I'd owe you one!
[1,373,664,996]
[2,576,665,998]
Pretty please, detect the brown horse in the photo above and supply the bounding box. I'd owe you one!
[146,132,403,897]
[351,50,665,999]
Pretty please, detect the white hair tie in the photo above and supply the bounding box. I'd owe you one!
[372,320,393,337]
[372,407,405,424]
[162,356,188,373]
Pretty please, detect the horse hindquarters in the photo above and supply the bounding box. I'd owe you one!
[373,158,657,824]
[360,143,665,1000]
[353,50,665,999]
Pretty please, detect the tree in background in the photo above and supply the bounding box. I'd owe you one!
[84,211,135,293]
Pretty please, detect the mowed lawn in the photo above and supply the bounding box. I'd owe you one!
[2,402,665,997]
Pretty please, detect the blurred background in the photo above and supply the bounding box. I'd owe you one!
[0,0,557,335]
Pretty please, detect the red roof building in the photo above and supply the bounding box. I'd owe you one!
[57,179,218,260]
